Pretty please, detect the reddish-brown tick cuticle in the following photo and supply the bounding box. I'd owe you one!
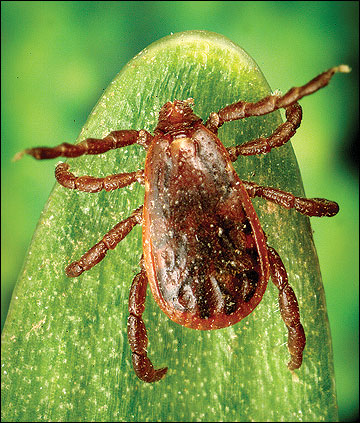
[16,64,350,382]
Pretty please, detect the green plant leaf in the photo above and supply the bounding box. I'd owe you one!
[2,31,338,422]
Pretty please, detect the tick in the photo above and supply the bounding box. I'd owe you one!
[16,65,349,382]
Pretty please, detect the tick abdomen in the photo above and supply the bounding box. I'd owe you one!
[143,125,267,330]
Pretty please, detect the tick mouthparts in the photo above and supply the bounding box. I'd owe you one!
[156,99,201,132]
[162,100,195,121]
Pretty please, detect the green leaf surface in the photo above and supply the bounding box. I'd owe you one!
[2,31,338,422]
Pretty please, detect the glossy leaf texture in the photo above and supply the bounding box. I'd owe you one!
[1,31,338,421]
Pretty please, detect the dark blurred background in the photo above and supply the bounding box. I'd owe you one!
[2,1,358,420]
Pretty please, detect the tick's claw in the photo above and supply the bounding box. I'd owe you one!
[65,261,83,277]
[12,150,27,162]
[132,353,168,382]
[155,367,168,381]
[334,64,351,73]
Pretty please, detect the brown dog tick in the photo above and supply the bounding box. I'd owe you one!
[15,64,350,382]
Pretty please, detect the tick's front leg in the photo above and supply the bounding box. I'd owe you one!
[13,129,153,161]
[242,180,339,217]
[267,246,306,370]
[128,259,168,382]
[206,64,350,131]
[66,206,143,277]
[55,162,144,192]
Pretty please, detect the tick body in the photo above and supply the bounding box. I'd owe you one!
[143,123,269,330]
[17,65,349,382]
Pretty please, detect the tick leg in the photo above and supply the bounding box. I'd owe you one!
[227,103,302,159]
[13,129,153,161]
[267,245,306,370]
[205,64,350,131]
[55,162,144,192]
[242,180,339,217]
[128,258,168,382]
[66,206,143,277]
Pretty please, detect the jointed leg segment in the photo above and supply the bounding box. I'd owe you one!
[227,103,302,160]
[128,258,168,382]
[206,65,350,131]
[242,180,339,217]
[267,246,306,370]
[66,206,143,277]
[13,129,153,161]
[55,162,144,192]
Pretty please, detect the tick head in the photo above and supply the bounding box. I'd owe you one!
[156,98,201,133]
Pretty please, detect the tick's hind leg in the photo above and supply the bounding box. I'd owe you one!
[55,162,144,192]
[13,129,153,161]
[128,258,168,382]
[242,180,339,217]
[66,206,143,277]
[267,246,306,370]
